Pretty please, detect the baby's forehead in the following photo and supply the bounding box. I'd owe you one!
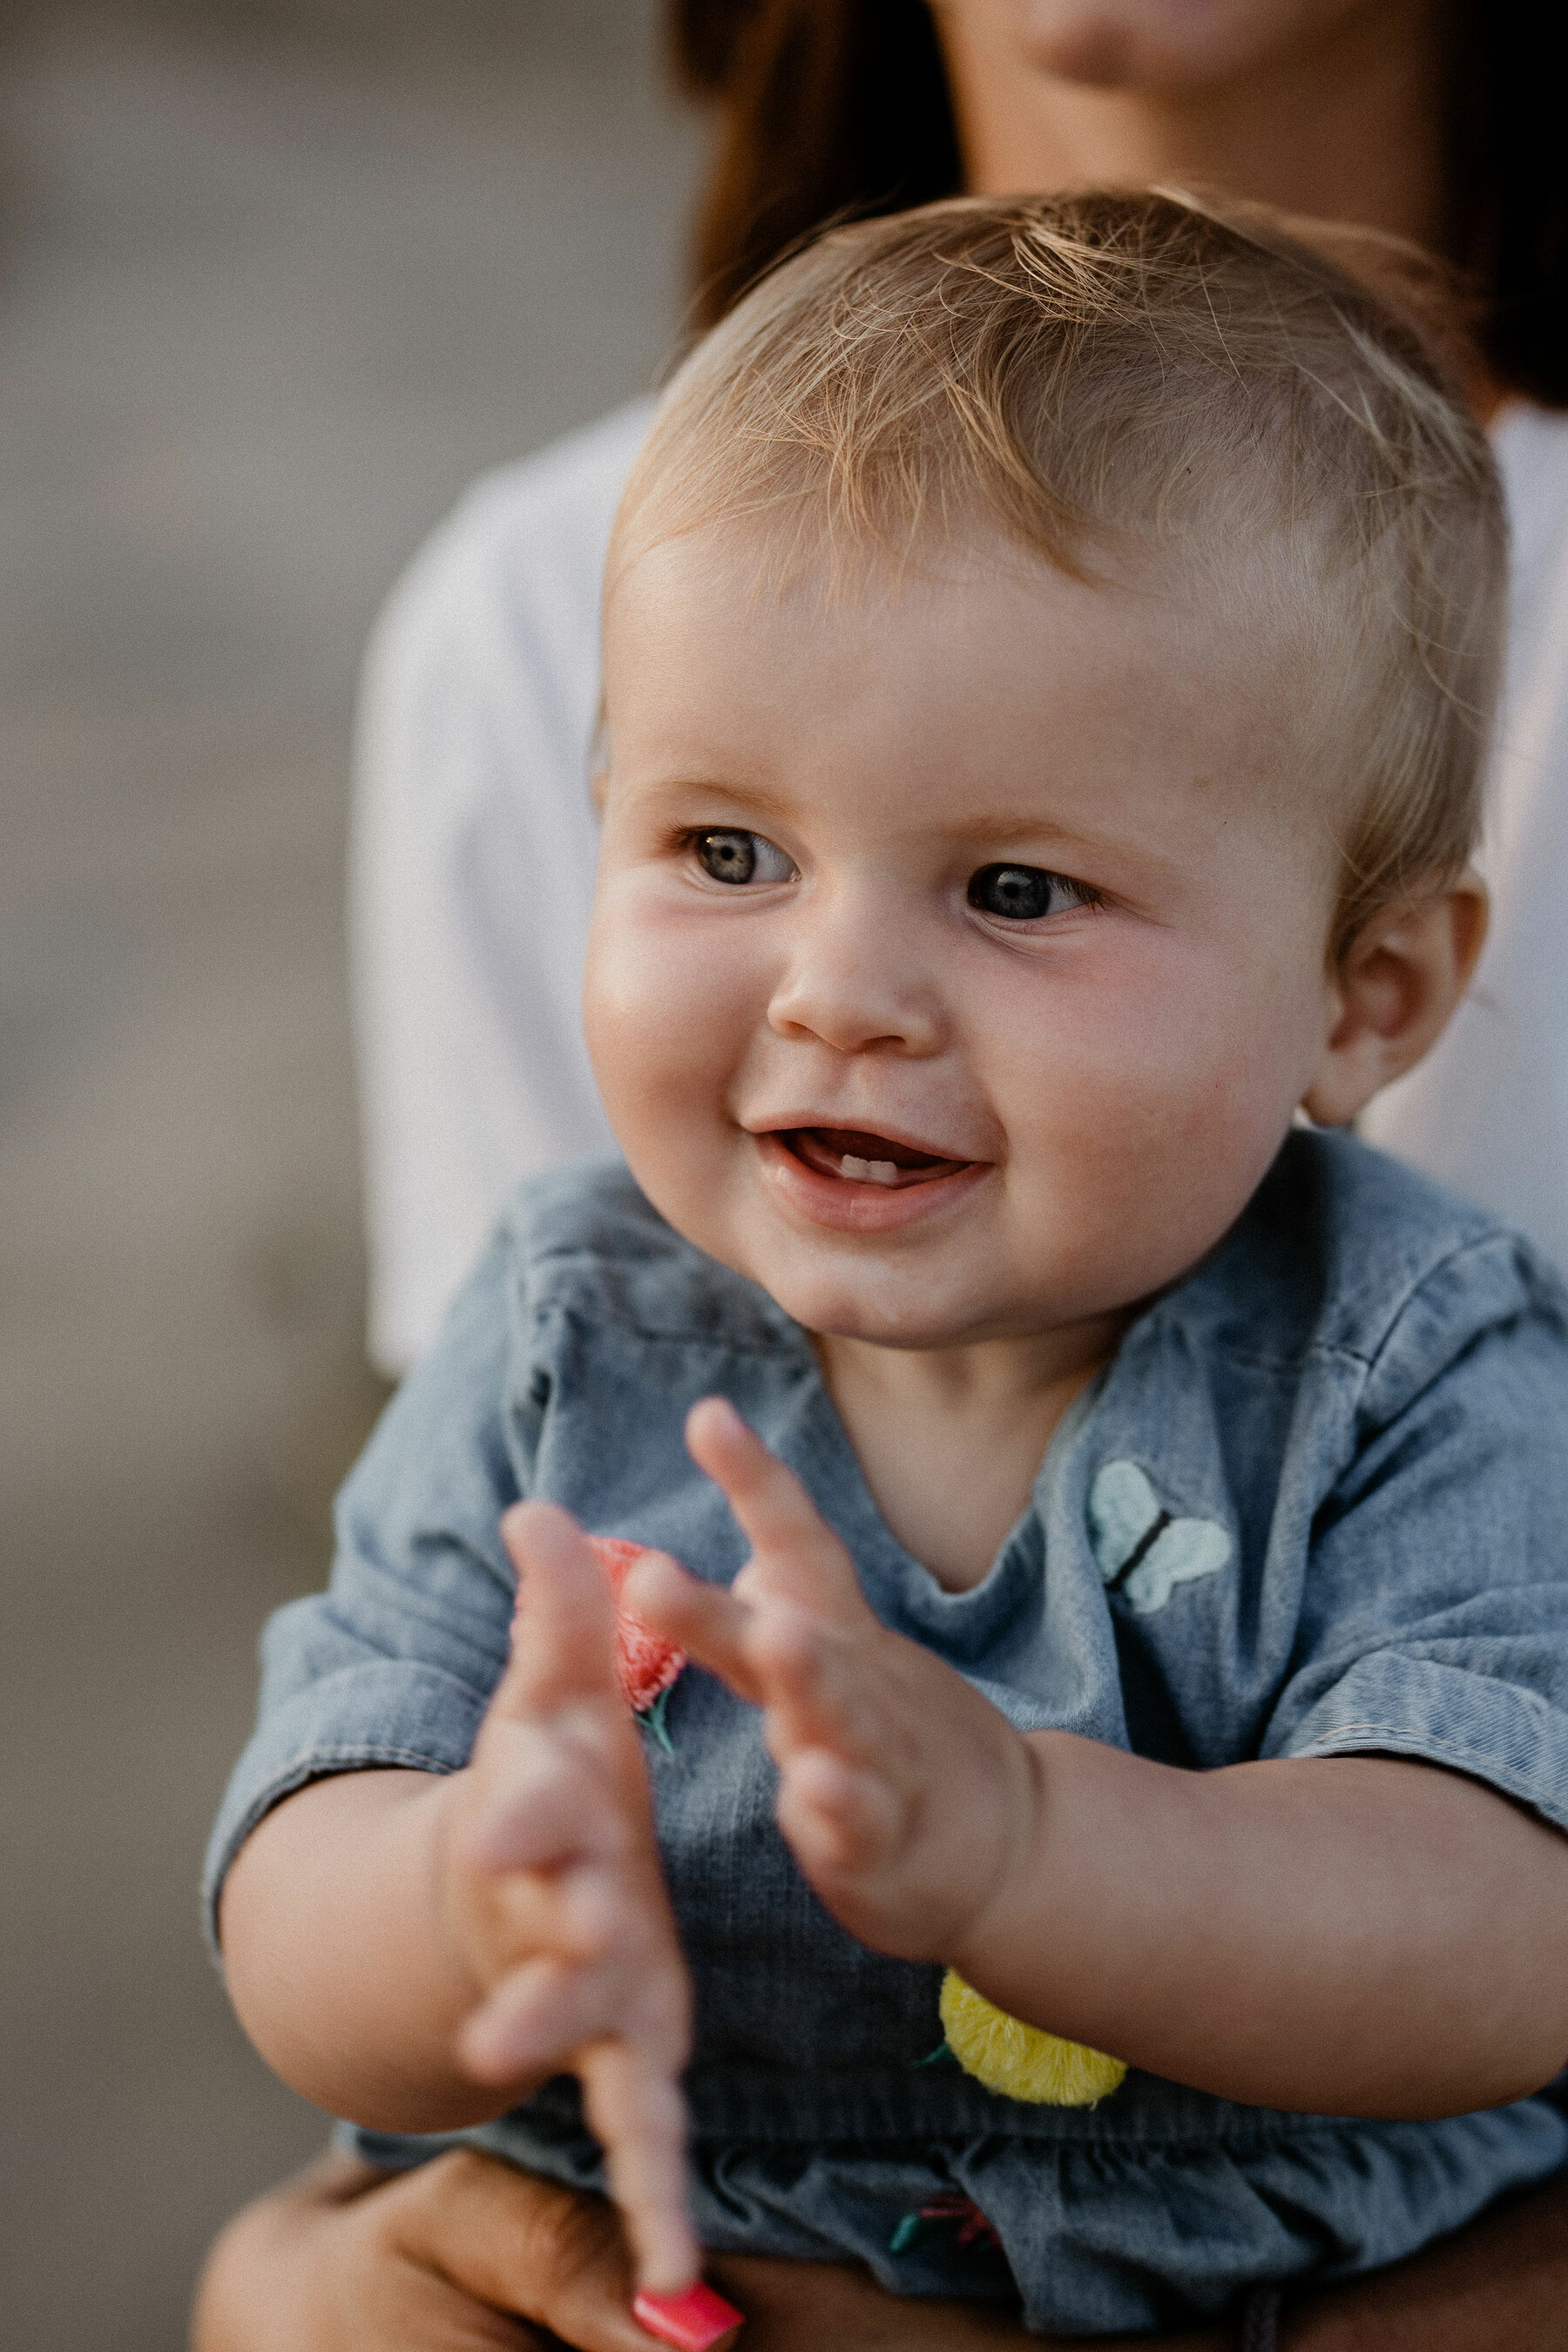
[603,515,1339,861]
[606,507,1322,735]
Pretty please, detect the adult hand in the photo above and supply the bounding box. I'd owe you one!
[189,2146,1203,2352]
[193,2140,1568,2352]
[192,2145,700,2352]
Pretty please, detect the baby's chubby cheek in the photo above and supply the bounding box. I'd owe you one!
[582,882,758,1230]
[997,930,1328,1303]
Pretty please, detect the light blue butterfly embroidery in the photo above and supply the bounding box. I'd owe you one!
[1087,1460,1232,1615]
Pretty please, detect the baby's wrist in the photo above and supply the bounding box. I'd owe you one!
[946,1729,1052,1986]
[423,1765,497,2015]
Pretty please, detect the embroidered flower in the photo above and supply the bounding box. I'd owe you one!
[509,1532,686,1753]
[587,1534,686,1752]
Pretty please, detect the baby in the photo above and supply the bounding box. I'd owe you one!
[210,193,1568,2337]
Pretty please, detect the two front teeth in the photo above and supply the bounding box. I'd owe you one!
[838,1152,902,1186]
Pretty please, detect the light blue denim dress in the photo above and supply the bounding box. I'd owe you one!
[206,1133,1568,2334]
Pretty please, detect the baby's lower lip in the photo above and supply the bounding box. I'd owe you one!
[754,1128,987,1232]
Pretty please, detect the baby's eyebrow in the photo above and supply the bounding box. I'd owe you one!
[627,778,1103,840]
[622,773,800,824]
[956,811,1102,848]
[934,808,1128,864]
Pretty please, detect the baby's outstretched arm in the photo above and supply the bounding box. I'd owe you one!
[630,1400,1568,2121]
[220,1502,696,2295]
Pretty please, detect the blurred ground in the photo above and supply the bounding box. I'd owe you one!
[0,7,700,2342]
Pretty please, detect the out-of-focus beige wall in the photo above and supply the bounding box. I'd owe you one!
[0,7,700,2343]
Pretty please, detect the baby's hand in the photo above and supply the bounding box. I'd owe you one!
[437,1500,696,2295]
[625,1400,1039,1970]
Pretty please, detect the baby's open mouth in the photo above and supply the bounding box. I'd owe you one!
[776,1126,972,1189]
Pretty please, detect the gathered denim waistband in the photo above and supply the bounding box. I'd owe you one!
[523,2062,1356,2150]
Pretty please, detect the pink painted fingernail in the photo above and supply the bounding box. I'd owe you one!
[632,2281,744,2349]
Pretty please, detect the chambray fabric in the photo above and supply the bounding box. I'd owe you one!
[207,1132,1568,2334]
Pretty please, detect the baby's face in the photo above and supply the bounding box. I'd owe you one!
[587,524,1341,1351]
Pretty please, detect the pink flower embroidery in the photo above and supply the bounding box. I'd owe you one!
[510,1532,686,1753]
[585,1535,686,1723]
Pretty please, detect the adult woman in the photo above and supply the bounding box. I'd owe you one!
[206,4,1568,2345]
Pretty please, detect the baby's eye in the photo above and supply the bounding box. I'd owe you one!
[966,863,1093,922]
[693,829,796,886]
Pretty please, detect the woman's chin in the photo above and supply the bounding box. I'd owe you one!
[1004,1,1301,95]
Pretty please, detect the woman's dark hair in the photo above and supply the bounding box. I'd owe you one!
[668,0,1568,407]
[669,1,960,328]
[1443,3,1567,406]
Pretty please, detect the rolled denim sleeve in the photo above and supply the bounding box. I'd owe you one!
[203,1229,528,1948]
[1264,1238,1568,1833]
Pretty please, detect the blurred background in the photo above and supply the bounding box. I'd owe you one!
[0,4,702,2342]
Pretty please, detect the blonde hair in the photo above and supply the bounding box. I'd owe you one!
[612,190,1507,953]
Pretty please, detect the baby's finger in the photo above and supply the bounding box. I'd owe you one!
[477,1848,646,1978]
[497,1501,622,1720]
[685,1400,868,1625]
[466,1724,629,1876]
[741,1599,911,1778]
[580,2042,698,2296]
[630,1552,891,1775]
[459,1950,620,2084]
[775,1747,907,1880]
[621,1549,771,1706]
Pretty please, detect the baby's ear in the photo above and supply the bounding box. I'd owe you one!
[1301,869,1488,1127]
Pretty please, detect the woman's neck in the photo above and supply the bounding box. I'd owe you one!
[935,1,1446,251]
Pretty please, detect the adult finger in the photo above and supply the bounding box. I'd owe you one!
[193,2148,551,2352]
[496,1503,623,1720]
[381,2149,691,2352]
[684,1400,868,1624]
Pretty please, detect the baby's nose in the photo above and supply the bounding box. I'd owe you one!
[766,897,944,1056]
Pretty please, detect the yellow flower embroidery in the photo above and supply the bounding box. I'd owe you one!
[939,1970,1127,2106]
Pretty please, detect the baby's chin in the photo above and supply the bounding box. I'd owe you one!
[652,1182,1111,1349]
[729,1219,1205,1361]
[740,1255,1031,1352]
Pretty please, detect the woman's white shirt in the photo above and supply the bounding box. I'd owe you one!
[1360,402,1568,1254]
[354,397,1568,1373]
[351,402,647,1371]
